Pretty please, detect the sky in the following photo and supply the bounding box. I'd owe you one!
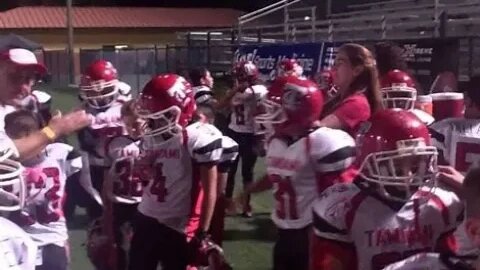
[2,0,380,14]
[100,0,276,11]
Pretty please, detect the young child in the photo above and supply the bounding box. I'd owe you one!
[5,110,82,270]
[94,100,146,270]
[191,104,239,247]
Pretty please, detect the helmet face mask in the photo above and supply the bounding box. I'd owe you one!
[0,152,25,212]
[381,70,417,111]
[137,105,182,147]
[80,79,119,109]
[360,138,438,202]
[382,83,417,110]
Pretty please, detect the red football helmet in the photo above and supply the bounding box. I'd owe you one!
[232,60,259,83]
[191,238,232,270]
[86,218,117,270]
[317,69,337,98]
[136,74,196,146]
[277,58,303,77]
[80,59,120,109]
[255,75,323,135]
[356,109,438,201]
[380,69,417,110]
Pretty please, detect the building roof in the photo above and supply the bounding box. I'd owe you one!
[0,6,242,29]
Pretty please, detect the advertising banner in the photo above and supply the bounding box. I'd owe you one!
[397,39,459,93]
[234,39,459,92]
[234,43,324,81]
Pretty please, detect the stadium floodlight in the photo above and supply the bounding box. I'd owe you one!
[66,0,74,85]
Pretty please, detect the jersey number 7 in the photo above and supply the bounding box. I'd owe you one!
[451,135,480,173]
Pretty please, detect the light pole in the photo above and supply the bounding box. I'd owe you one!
[66,0,75,85]
[326,0,332,18]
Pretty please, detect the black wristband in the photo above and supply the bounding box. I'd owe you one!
[195,228,208,240]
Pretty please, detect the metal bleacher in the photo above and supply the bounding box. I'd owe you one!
[231,0,480,42]
[175,0,480,73]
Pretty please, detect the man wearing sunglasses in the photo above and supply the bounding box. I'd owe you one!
[0,48,90,160]
[0,48,90,270]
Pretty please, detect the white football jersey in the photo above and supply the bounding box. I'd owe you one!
[18,143,82,247]
[412,109,435,126]
[267,127,356,229]
[383,252,478,270]
[79,101,128,167]
[312,181,464,270]
[105,136,145,204]
[0,217,37,270]
[229,84,268,133]
[219,135,238,164]
[429,118,480,256]
[429,118,480,173]
[137,122,223,232]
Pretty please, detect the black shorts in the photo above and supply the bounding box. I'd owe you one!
[128,212,188,270]
[112,203,138,270]
[36,244,68,270]
[273,226,310,270]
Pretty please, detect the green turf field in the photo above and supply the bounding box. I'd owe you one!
[43,86,275,270]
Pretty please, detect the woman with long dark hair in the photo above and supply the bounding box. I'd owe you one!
[319,43,383,136]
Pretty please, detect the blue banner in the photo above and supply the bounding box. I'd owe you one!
[233,40,458,93]
[234,43,324,81]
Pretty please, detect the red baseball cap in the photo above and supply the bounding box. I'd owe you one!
[0,48,47,75]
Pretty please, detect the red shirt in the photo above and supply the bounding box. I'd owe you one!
[333,92,371,137]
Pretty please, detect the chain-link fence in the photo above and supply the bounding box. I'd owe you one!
[42,43,235,93]
[41,36,480,93]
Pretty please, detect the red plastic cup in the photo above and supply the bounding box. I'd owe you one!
[431,92,464,121]
[415,95,433,115]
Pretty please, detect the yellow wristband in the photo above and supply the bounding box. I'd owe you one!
[41,126,57,141]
